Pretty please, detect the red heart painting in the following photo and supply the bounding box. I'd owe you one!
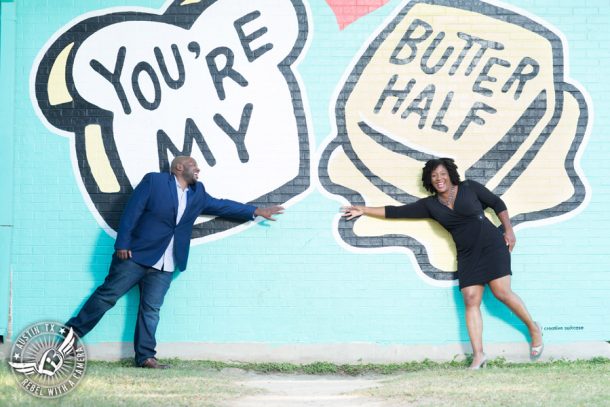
[326,0,390,30]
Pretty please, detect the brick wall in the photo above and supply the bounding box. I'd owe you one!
[2,0,608,351]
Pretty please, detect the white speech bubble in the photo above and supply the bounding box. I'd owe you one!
[32,0,312,240]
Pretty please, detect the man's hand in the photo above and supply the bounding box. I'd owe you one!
[116,249,132,260]
[254,206,284,221]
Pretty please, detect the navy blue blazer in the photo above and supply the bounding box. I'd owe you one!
[114,172,256,271]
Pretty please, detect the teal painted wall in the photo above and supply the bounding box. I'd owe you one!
[2,0,609,349]
[0,0,16,337]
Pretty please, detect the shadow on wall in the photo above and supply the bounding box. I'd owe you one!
[67,231,184,359]
[452,284,529,351]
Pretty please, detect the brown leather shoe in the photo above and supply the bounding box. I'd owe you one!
[140,358,170,369]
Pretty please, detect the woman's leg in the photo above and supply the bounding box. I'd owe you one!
[488,275,542,348]
[461,284,486,367]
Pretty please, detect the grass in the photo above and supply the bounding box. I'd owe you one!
[0,359,259,407]
[1,358,608,406]
[359,358,610,407]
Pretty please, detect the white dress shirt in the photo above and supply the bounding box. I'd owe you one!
[153,176,187,272]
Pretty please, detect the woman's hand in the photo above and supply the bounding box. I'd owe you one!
[503,229,516,252]
[342,205,364,220]
[497,210,516,252]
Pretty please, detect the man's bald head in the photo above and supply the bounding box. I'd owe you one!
[171,156,194,174]
[171,156,200,186]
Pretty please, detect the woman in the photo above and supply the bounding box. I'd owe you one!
[342,158,543,369]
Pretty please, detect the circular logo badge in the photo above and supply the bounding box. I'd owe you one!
[8,321,87,398]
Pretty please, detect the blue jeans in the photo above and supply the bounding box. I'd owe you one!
[67,254,173,365]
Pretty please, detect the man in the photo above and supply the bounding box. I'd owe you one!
[67,156,283,368]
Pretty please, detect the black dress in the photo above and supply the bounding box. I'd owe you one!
[385,180,511,289]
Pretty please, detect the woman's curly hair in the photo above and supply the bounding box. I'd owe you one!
[421,158,461,194]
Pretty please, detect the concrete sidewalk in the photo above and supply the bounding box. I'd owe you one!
[228,374,397,407]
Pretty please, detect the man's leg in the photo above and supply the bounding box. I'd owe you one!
[134,269,173,366]
[67,255,147,337]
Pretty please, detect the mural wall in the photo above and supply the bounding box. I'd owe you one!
[1,0,608,351]
[318,0,589,282]
[33,0,311,240]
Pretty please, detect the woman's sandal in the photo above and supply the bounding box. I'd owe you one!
[530,322,544,361]
[469,353,487,370]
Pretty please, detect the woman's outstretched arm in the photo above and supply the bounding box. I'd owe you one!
[343,199,431,220]
[341,205,386,220]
